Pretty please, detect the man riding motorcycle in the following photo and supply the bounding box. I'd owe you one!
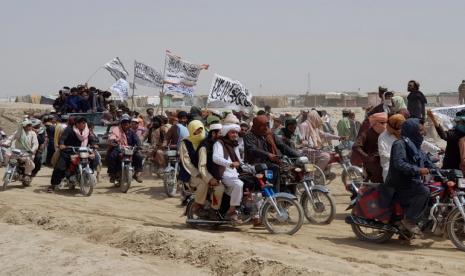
[2,119,38,183]
[243,115,301,190]
[382,118,433,236]
[196,123,225,218]
[107,114,144,184]
[179,120,217,217]
[49,117,96,192]
[213,123,244,223]
[31,119,46,177]
[164,111,189,149]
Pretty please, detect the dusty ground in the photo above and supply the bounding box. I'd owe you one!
[0,166,464,276]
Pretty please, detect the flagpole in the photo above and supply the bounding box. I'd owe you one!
[85,66,104,84]
[158,52,169,116]
[131,63,136,111]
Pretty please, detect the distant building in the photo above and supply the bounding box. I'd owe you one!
[438,92,459,106]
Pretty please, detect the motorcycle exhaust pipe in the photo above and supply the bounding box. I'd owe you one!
[345,215,399,233]
[186,219,229,225]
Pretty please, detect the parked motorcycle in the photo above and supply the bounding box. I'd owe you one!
[57,146,96,196]
[280,155,336,224]
[2,149,32,190]
[345,169,465,251]
[186,163,304,235]
[163,149,179,197]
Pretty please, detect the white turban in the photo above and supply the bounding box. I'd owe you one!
[223,113,239,125]
[22,119,32,127]
[209,123,222,131]
[220,124,240,137]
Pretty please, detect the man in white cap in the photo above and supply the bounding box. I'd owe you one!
[2,119,38,182]
[193,123,225,218]
[213,123,243,224]
[130,118,146,142]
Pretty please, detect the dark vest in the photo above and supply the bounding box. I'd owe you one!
[200,139,223,181]
[443,130,464,170]
[179,140,198,182]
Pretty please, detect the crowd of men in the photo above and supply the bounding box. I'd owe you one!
[53,85,113,114]
[3,79,465,235]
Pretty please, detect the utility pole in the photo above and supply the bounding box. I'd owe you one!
[306,72,311,95]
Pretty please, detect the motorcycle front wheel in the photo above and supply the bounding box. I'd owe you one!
[341,166,363,188]
[300,189,335,224]
[79,170,94,197]
[262,196,304,235]
[2,172,11,191]
[120,165,132,193]
[163,169,177,197]
[446,208,465,251]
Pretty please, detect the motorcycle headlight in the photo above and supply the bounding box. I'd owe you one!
[304,163,316,173]
[80,152,90,159]
[9,159,17,165]
[341,149,350,157]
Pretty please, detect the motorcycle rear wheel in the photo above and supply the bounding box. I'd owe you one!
[307,165,326,186]
[301,190,335,224]
[446,208,465,251]
[351,224,393,243]
[262,197,304,235]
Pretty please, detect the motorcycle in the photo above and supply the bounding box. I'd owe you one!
[345,169,465,251]
[163,148,179,198]
[186,163,304,235]
[324,143,364,188]
[2,149,32,190]
[57,147,96,196]
[280,155,336,224]
[141,143,164,178]
[114,145,136,193]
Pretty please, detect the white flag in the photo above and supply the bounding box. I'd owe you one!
[164,83,194,97]
[110,79,130,101]
[105,57,129,81]
[431,104,465,130]
[134,61,163,88]
[207,74,253,110]
[164,53,208,86]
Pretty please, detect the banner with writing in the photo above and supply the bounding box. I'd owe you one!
[110,79,130,101]
[164,53,208,87]
[207,74,253,110]
[164,83,194,97]
[104,57,129,81]
[431,104,465,129]
[134,61,163,88]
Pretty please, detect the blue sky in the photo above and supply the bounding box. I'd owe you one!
[1,0,465,96]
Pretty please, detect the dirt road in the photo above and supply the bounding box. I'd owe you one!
[0,167,464,275]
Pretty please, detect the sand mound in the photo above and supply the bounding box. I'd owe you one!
[0,205,308,275]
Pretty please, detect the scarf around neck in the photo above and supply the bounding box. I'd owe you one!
[73,125,90,147]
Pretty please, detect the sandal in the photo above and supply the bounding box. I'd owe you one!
[226,211,243,225]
